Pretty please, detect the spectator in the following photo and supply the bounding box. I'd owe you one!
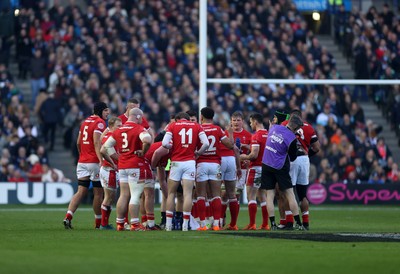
[29,49,47,107]
[387,163,399,183]
[26,154,43,182]
[41,163,71,183]
[316,103,338,127]
[62,103,80,149]
[374,137,392,167]
[39,92,61,151]
[8,166,26,183]
[16,28,32,79]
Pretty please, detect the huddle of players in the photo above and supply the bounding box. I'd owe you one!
[63,98,320,231]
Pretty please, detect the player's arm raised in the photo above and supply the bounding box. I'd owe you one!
[221,136,233,149]
[233,145,242,179]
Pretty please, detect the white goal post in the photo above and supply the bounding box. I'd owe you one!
[198,0,400,113]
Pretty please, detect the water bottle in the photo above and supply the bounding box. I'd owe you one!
[235,138,241,149]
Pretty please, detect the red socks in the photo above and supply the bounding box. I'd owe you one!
[101,204,111,226]
[229,199,239,226]
[261,203,269,226]
[248,201,257,225]
[211,197,222,222]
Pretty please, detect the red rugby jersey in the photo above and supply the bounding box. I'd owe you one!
[197,123,227,164]
[78,115,106,163]
[166,119,205,161]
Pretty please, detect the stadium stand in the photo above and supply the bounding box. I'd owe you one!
[0,0,398,184]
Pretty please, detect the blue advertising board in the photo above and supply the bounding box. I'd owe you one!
[293,0,328,11]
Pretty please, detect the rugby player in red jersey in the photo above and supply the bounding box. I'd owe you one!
[102,108,152,231]
[196,107,234,231]
[280,110,320,230]
[99,116,122,230]
[220,111,251,230]
[240,113,269,230]
[150,131,172,229]
[63,102,109,229]
[118,98,150,129]
[161,112,209,231]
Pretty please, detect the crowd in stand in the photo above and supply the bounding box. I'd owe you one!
[0,0,398,184]
[334,3,400,142]
[0,71,70,182]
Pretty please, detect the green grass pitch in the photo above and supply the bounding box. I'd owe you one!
[0,204,399,274]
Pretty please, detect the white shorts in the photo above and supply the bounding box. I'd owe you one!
[289,155,310,186]
[143,178,155,188]
[169,160,196,182]
[119,168,140,184]
[77,163,100,181]
[99,166,119,190]
[221,156,237,181]
[236,169,248,191]
[246,166,262,188]
[196,162,222,182]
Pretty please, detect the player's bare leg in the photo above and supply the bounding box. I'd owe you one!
[283,188,303,230]
[277,190,293,229]
[209,179,222,230]
[128,179,146,231]
[257,189,269,230]
[266,189,277,229]
[144,187,156,229]
[195,180,207,229]
[63,176,90,229]
[220,183,228,227]
[244,185,258,230]
[160,192,167,229]
[139,194,147,225]
[165,179,180,231]
[181,179,195,231]
[224,180,239,230]
[92,186,104,228]
[116,182,130,231]
[100,187,116,229]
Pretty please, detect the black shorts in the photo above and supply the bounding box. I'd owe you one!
[261,164,293,191]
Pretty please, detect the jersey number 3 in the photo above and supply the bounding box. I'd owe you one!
[121,132,128,148]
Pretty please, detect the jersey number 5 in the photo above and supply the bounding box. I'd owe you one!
[82,126,89,141]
